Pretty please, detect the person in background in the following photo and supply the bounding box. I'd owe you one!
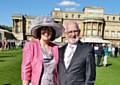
[21,16,64,85]
[115,46,118,57]
[103,44,109,67]
[97,44,104,67]
[111,46,115,57]
[58,21,96,85]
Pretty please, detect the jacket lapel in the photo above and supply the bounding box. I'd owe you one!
[60,44,67,69]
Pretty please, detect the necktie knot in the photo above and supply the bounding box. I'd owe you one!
[69,44,74,49]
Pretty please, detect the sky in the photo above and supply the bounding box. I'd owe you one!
[0,0,120,26]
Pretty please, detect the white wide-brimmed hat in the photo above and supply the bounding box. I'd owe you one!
[30,16,65,38]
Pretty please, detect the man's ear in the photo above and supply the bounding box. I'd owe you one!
[64,32,68,38]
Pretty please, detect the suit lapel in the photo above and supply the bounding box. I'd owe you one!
[60,44,67,69]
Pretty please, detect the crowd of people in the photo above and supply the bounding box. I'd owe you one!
[0,39,16,50]
[93,43,120,67]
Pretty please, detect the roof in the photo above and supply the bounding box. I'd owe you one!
[81,36,111,44]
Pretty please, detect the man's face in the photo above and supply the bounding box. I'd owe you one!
[65,22,80,44]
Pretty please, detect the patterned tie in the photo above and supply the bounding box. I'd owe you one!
[64,45,74,69]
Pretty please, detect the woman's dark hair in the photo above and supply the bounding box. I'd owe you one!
[36,26,56,41]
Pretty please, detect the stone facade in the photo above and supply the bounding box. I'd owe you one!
[12,7,120,45]
[12,14,35,40]
[0,27,13,40]
[52,7,120,45]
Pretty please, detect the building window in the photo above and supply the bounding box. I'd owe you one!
[113,17,115,20]
[119,17,120,21]
[72,14,74,18]
[54,12,59,18]
[93,29,97,36]
[107,16,109,20]
[105,31,109,36]
[15,26,20,33]
[28,26,31,34]
[65,14,68,18]
[28,21,31,24]
[111,31,115,37]
[117,31,120,38]
[78,14,80,18]
[87,29,92,36]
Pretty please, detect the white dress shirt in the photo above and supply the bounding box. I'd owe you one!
[64,44,77,69]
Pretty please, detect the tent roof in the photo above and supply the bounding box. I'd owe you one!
[81,36,111,44]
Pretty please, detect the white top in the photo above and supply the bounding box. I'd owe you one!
[64,44,77,69]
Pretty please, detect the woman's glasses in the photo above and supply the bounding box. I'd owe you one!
[41,27,53,35]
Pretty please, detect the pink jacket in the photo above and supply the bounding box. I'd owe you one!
[21,39,59,85]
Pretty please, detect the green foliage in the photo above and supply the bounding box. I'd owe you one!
[0,25,12,32]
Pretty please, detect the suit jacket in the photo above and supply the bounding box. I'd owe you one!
[21,39,59,85]
[58,41,96,85]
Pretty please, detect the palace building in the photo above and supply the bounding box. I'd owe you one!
[12,7,120,45]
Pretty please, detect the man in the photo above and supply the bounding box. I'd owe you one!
[58,21,96,85]
[97,44,104,67]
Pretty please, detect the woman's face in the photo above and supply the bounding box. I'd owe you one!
[40,27,53,41]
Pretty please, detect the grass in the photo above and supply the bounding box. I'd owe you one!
[0,48,120,85]
[95,55,120,85]
[0,48,22,85]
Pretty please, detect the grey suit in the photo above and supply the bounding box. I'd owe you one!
[58,41,96,85]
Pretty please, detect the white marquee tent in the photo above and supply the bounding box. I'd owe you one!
[80,36,111,44]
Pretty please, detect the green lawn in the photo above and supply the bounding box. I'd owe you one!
[95,55,120,85]
[0,49,120,85]
[0,48,22,85]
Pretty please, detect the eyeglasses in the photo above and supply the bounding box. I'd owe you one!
[66,30,80,34]
[41,27,53,35]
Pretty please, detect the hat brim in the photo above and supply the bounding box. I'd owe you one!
[31,23,64,39]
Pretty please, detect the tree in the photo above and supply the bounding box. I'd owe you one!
[0,25,12,32]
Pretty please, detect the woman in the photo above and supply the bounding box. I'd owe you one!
[21,16,64,85]
[103,44,108,67]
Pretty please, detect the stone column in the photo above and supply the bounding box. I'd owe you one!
[86,22,89,36]
[85,22,87,36]
[91,22,93,36]
[101,23,103,37]
[83,22,85,37]
[98,23,102,37]
[97,22,99,36]
[20,19,23,33]
[13,19,16,33]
